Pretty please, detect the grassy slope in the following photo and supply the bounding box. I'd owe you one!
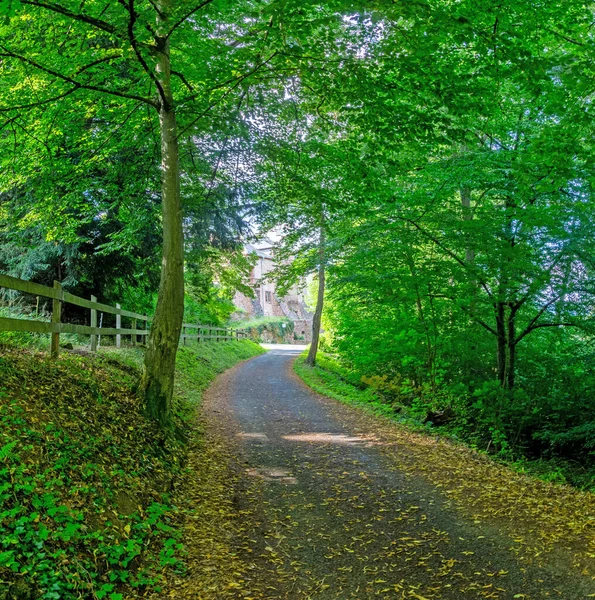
[294,352,404,421]
[229,317,295,343]
[0,339,264,600]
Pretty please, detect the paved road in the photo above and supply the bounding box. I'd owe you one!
[204,345,595,599]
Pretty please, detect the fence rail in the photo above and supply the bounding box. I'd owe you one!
[0,274,246,357]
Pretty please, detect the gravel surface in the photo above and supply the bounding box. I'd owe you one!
[202,346,595,599]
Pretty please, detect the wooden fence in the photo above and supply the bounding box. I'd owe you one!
[0,274,246,358]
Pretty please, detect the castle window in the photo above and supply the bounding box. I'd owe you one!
[265,291,272,303]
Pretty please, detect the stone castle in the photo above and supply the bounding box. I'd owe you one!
[232,242,313,342]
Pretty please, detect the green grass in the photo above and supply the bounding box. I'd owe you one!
[0,305,109,351]
[0,338,264,600]
[294,351,400,421]
[229,316,290,329]
[0,305,53,350]
[174,340,265,406]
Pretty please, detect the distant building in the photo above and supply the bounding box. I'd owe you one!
[232,242,313,342]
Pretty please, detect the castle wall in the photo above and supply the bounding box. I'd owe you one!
[231,244,314,341]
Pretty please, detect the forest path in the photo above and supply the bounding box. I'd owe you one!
[202,346,595,599]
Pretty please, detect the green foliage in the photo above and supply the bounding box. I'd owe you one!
[294,352,399,422]
[230,316,294,343]
[298,340,595,489]
[183,291,235,328]
[1,0,595,493]
[183,248,256,327]
[274,0,595,484]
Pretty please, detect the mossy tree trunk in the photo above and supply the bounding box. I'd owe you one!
[140,1,185,427]
[306,220,326,367]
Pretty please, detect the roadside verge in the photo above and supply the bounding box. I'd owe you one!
[293,351,595,580]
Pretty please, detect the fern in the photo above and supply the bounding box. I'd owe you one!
[0,440,17,461]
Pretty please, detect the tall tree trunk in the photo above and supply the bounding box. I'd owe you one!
[140,2,185,427]
[460,186,475,264]
[507,312,516,390]
[505,303,520,390]
[499,195,516,390]
[495,301,507,386]
[306,223,326,367]
[495,301,518,390]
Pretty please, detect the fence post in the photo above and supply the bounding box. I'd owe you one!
[116,303,121,349]
[144,316,148,344]
[51,280,62,358]
[132,318,137,346]
[197,325,201,344]
[90,295,98,352]
[182,325,187,346]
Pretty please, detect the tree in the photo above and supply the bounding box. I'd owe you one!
[0,0,211,425]
[256,125,349,366]
[306,211,325,366]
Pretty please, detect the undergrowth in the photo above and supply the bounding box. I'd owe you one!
[294,352,428,429]
[0,339,264,599]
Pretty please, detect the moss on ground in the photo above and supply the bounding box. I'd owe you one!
[0,339,264,600]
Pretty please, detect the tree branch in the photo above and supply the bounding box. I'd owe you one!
[0,116,19,134]
[465,310,499,337]
[113,0,158,37]
[544,27,585,47]
[397,215,493,298]
[0,87,79,112]
[74,53,124,75]
[515,321,580,345]
[426,293,498,337]
[165,0,215,40]
[178,51,278,139]
[125,0,167,107]
[514,294,563,345]
[172,70,194,92]
[179,52,278,105]
[0,46,157,108]
[20,0,119,35]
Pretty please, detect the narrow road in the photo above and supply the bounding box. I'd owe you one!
[203,346,595,599]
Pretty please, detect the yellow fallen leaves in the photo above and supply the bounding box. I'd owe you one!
[319,396,595,580]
